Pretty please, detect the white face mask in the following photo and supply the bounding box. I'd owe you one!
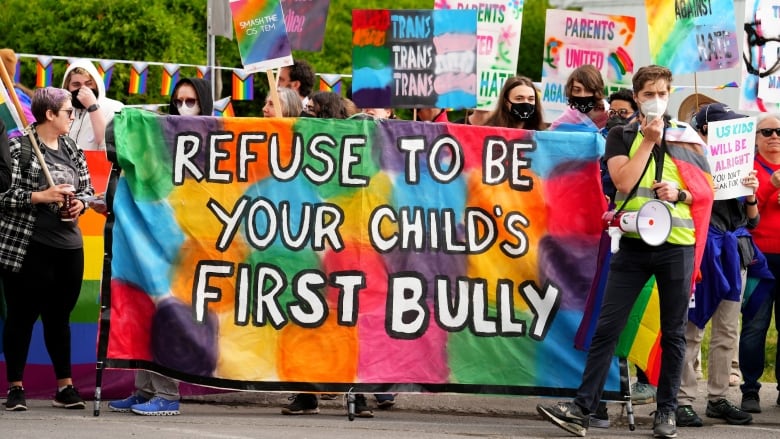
[178,103,201,116]
[640,97,668,121]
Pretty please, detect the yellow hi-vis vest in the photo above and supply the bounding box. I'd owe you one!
[614,129,695,245]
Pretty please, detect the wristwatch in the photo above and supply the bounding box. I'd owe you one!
[87,103,100,113]
[677,189,687,203]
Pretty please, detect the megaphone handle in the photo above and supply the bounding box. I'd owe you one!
[608,227,622,254]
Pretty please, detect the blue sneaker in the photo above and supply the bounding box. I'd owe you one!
[108,395,149,412]
[131,396,180,416]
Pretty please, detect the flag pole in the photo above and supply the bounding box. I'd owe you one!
[0,61,56,188]
[266,70,283,116]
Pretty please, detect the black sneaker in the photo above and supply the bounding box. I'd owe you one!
[653,410,677,438]
[353,394,374,418]
[52,385,86,409]
[675,405,702,427]
[5,386,27,411]
[706,398,752,425]
[741,392,761,413]
[536,401,589,437]
[281,393,319,415]
[590,401,610,428]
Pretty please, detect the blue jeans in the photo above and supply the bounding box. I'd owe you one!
[739,253,780,395]
[575,240,693,414]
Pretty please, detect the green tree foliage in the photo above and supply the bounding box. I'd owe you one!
[0,0,550,116]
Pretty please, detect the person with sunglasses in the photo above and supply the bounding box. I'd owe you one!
[0,87,95,411]
[61,60,124,151]
[107,77,212,417]
[738,113,780,414]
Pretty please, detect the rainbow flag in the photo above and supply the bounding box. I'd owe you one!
[99,109,629,399]
[0,81,25,137]
[213,96,235,117]
[35,55,53,88]
[319,73,342,95]
[232,70,253,100]
[160,64,180,96]
[98,60,116,91]
[128,62,148,95]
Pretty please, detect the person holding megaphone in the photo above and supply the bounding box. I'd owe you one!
[537,65,714,439]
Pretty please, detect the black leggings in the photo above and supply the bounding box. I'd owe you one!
[3,241,84,382]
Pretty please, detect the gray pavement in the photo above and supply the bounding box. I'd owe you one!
[1,381,779,438]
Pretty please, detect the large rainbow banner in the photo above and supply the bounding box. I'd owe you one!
[100,109,626,398]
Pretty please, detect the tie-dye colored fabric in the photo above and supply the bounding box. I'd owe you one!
[101,108,626,398]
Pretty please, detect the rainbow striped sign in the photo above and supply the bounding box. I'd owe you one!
[229,0,293,73]
[100,109,626,398]
[645,0,738,75]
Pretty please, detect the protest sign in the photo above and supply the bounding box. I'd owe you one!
[352,9,478,110]
[281,0,330,52]
[706,117,756,200]
[741,0,780,111]
[230,0,293,72]
[98,109,629,398]
[541,9,636,120]
[434,1,525,110]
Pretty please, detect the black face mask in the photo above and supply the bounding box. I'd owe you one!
[605,115,630,131]
[509,102,535,120]
[71,88,99,110]
[569,96,596,114]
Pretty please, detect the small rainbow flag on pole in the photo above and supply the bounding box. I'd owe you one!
[160,64,180,96]
[232,70,253,100]
[1,79,25,137]
[196,66,210,81]
[12,56,20,84]
[213,96,235,117]
[319,73,342,95]
[129,62,149,95]
[35,55,53,88]
[98,60,116,92]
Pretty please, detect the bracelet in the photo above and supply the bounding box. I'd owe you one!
[745,198,758,206]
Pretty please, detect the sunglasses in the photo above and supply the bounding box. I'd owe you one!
[759,128,780,137]
[174,98,198,108]
[608,109,632,118]
[58,108,74,118]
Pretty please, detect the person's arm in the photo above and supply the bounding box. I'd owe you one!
[76,85,107,147]
[607,117,663,194]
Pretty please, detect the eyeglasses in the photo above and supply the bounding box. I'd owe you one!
[58,108,74,118]
[759,128,780,137]
[174,98,198,108]
[608,109,632,118]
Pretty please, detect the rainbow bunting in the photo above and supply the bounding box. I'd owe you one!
[35,55,53,88]
[232,70,253,100]
[196,66,210,81]
[213,97,235,117]
[319,73,342,95]
[128,62,149,95]
[160,64,181,96]
[98,60,116,91]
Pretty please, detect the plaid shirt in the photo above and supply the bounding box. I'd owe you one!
[0,133,94,271]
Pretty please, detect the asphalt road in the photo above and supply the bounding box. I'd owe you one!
[1,382,778,438]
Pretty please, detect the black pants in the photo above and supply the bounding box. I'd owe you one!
[3,240,84,382]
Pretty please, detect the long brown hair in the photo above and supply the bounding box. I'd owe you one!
[485,76,545,130]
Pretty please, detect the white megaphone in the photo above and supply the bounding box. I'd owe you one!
[601,199,672,254]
